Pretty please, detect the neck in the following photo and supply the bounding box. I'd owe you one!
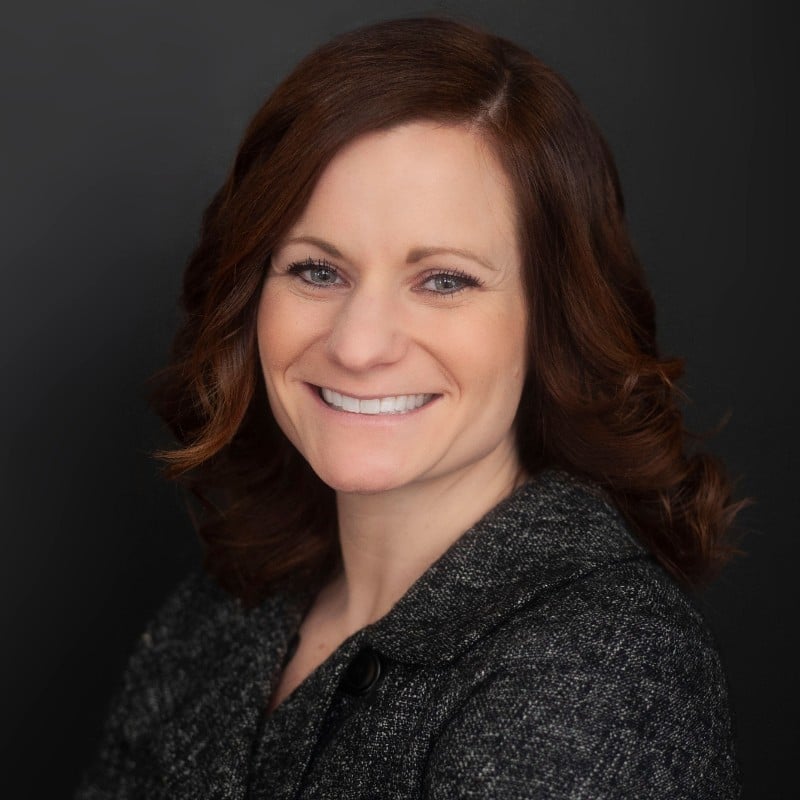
[326,441,526,634]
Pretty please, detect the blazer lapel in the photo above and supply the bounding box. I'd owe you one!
[364,468,648,666]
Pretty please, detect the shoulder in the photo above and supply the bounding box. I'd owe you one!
[76,571,294,797]
[473,468,725,685]
[114,568,298,710]
[502,555,719,672]
[116,571,239,693]
[88,570,245,731]
[135,569,240,651]
[427,559,740,798]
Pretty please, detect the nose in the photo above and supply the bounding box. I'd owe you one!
[325,285,408,371]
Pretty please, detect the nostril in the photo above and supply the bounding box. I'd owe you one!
[324,302,408,371]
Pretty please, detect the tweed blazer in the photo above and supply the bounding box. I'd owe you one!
[76,469,740,799]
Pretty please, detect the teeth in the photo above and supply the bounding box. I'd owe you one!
[320,387,435,415]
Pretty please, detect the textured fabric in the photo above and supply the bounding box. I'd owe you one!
[76,468,741,799]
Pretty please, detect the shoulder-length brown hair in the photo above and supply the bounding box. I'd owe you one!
[153,17,744,606]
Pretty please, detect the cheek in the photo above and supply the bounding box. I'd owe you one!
[480,318,528,439]
[502,292,529,375]
[256,282,307,376]
[255,285,307,440]
[256,291,282,371]
[465,300,528,392]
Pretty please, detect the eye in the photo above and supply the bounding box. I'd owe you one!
[286,258,344,287]
[419,270,482,295]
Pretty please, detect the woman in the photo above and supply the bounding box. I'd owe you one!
[77,17,743,799]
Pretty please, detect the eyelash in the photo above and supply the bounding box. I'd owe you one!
[284,258,483,296]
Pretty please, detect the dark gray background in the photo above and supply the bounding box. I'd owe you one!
[1,1,795,797]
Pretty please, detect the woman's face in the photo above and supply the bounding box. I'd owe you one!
[257,121,528,495]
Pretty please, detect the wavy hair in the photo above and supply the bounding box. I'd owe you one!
[152,17,745,606]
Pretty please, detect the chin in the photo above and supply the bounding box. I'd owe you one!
[311,458,417,496]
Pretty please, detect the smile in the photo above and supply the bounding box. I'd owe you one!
[319,387,436,415]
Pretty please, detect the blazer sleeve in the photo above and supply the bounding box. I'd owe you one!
[74,571,212,799]
[422,581,741,800]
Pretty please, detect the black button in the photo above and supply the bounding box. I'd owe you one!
[340,647,384,696]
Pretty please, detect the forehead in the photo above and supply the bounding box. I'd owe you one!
[286,121,520,268]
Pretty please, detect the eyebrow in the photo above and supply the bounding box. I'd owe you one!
[283,236,499,272]
[406,245,498,272]
[285,235,344,258]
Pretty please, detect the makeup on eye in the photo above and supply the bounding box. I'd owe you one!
[418,270,482,294]
[283,257,484,295]
[286,258,343,287]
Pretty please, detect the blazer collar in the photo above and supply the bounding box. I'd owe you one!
[353,468,649,666]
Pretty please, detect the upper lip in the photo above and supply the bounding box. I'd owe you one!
[313,384,438,400]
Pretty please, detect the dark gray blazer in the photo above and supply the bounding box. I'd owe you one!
[76,469,740,799]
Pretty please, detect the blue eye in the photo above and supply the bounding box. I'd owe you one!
[287,259,343,287]
[421,270,481,295]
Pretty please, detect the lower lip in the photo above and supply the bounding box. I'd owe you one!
[306,384,441,424]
